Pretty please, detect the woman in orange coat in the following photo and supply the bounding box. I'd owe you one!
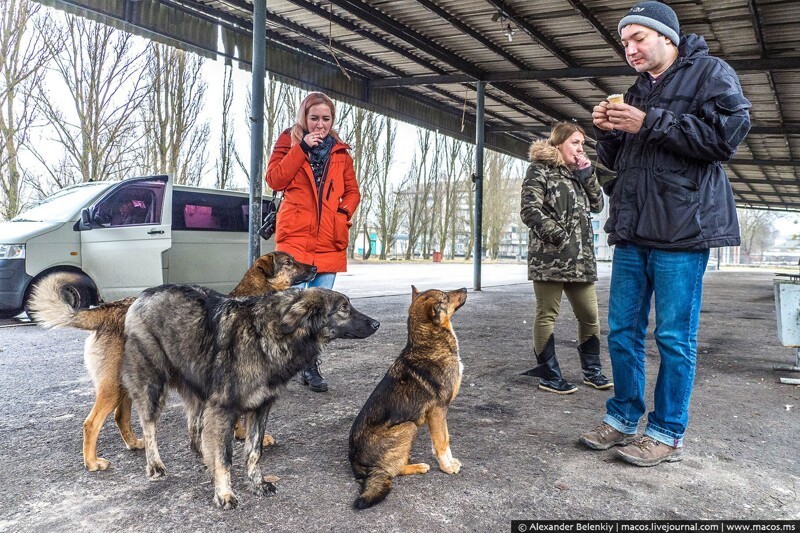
[266,91,361,392]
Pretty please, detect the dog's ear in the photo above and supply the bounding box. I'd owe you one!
[279,297,320,334]
[411,285,419,301]
[428,301,443,325]
[256,255,275,278]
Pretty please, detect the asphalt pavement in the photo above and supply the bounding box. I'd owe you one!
[0,262,798,531]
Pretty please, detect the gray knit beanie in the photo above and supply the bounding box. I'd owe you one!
[618,1,680,45]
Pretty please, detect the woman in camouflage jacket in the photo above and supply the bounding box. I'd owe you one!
[520,123,612,394]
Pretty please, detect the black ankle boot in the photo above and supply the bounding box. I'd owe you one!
[578,335,613,390]
[521,335,577,394]
[301,359,328,392]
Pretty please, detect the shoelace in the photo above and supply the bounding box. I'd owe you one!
[594,423,615,438]
[632,435,659,451]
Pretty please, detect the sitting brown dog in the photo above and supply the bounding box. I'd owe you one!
[348,285,468,509]
[28,251,316,471]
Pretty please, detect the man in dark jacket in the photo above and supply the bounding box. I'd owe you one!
[578,1,750,466]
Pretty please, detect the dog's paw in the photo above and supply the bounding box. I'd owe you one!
[262,434,276,447]
[126,438,145,450]
[255,480,278,496]
[85,457,110,471]
[438,458,462,474]
[146,461,166,480]
[214,491,239,510]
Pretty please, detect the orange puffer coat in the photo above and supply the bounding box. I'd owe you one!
[265,130,360,273]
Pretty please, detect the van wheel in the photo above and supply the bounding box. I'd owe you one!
[59,281,92,309]
[25,272,95,315]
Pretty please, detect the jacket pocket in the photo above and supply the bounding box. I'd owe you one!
[634,172,701,243]
[276,204,311,243]
[332,211,351,251]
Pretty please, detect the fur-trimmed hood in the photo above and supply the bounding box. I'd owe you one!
[528,140,566,168]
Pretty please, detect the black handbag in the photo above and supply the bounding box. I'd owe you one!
[257,193,281,240]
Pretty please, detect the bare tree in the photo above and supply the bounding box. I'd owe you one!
[35,15,148,183]
[235,73,293,192]
[140,43,208,186]
[337,104,381,259]
[373,118,405,260]
[0,0,51,219]
[460,143,475,260]
[435,135,466,259]
[482,151,523,259]
[738,208,778,264]
[403,130,434,260]
[26,154,78,199]
[421,134,443,258]
[215,64,236,189]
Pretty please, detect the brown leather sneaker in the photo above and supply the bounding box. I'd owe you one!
[579,422,638,450]
[615,435,684,466]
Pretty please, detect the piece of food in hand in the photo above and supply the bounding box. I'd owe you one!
[607,94,624,105]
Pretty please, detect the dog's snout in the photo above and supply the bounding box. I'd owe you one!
[369,319,380,331]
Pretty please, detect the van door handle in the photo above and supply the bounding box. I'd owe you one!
[147,229,165,235]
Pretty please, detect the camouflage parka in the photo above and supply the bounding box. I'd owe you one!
[520,140,604,282]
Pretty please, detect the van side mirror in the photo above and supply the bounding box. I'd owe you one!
[79,208,93,231]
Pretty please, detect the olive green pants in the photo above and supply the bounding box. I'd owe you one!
[533,281,600,353]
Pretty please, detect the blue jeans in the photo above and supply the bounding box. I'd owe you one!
[603,243,709,448]
[293,272,336,290]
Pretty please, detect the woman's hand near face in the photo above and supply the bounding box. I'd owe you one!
[303,131,323,148]
[575,154,591,170]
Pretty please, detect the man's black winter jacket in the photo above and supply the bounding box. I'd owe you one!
[596,34,750,250]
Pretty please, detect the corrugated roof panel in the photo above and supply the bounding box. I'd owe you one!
[34,0,800,210]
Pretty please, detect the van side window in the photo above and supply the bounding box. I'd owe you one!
[93,181,165,227]
[172,191,250,232]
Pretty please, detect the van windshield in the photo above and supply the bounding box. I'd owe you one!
[11,183,108,222]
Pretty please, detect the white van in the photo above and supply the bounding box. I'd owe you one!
[0,175,275,317]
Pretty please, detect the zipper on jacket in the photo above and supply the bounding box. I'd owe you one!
[316,156,333,233]
[326,180,334,201]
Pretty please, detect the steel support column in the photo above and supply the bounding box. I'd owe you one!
[248,0,266,266]
[474,81,485,291]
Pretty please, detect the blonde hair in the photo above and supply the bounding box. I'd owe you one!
[548,122,586,166]
[290,92,342,146]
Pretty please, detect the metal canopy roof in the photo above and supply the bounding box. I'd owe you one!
[39,0,800,211]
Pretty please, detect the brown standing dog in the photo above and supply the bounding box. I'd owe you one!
[349,285,467,509]
[28,251,316,471]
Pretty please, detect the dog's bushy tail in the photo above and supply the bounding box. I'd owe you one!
[28,272,127,331]
[354,469,393,510]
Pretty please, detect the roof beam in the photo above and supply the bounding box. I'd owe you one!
[370,57,800,87]
[728,159,800,167]
[281,0,559,126]
[414,0,591,113]
[745,0,798,181]
[323,0,571,123]
[564,0,626,60]
[147,0,531,155]
[489,125,800,135]
[326,0,477,76]
[484,0,575,67]
[208,0,547,141]
[727,177,800,186]
[482,0,615,96]
[250,7,539,134]
[749,126,800,136]
[748,0,768,57]
[737,201,800,211]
